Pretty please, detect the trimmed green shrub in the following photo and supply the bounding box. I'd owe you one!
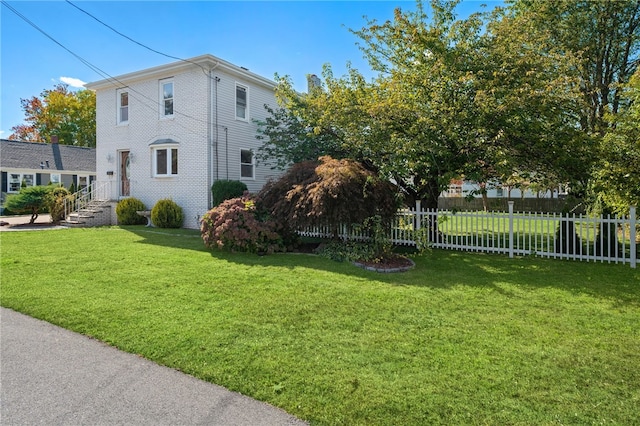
[3,185,53,224]
[116,197,147,225]
[201,194,284,254]
[151,198,184,228]
[46,186,71,223]
[211,180,248,207]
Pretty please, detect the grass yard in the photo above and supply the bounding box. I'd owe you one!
[1,226,639,425]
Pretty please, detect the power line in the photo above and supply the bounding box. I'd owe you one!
[64,0,210,76]
[1,0,214,133]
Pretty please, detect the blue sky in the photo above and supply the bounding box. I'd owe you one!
[1,0,502,139]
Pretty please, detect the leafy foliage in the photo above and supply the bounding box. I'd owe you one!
[151,199,184,228]
[258,1,593,209]
[46,186,71,223]
[9,83,96,147]
[3,185,53,223]
[255,102,346,170]
[200,195,285,254]
[590,70,640,214]
[256,156,400,238]
[211,180,248,207]
[115,197,147,225]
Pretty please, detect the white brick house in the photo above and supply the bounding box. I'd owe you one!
[85,54,281,228]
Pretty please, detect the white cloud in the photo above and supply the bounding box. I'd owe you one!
[60,76,87,88]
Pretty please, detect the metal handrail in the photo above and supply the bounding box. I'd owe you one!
[64,181,110,221]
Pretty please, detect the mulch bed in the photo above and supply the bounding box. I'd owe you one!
[292,241,415,272]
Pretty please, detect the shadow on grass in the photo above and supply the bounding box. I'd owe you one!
[124,227,639,306]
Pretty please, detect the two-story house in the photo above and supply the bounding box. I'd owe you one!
[85,54,281,229]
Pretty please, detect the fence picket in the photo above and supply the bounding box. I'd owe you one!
[298,205,638,268]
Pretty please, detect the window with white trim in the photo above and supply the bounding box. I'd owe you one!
[236,84,247,120]
[8,173,35,193]
[160,79,174,118]
[240,149,254,179]
[49,173,61,185]
[117,89,129,124]
[153,146,178,177]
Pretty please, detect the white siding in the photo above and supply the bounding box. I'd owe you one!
[93,56,281,229]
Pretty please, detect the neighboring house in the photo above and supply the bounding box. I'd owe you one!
[85,54,281,229]
[441,179,565,199]
[1,138,96,206]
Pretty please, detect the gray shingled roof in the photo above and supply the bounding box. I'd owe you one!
[0,139,96,172]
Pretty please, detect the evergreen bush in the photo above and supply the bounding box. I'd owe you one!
[151,199,184,228]
[115,197,147,225]
[211,180,248,207]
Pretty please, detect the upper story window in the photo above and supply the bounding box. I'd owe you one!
[117,89,129,124]
[160,79,174,118]
[236,84,248,120]
[240,149,254,179]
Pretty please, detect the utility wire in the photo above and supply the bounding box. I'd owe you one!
[65,0,211,76]
[1,0,215,133]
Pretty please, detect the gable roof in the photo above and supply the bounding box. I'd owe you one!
[85,54,276,91]
[0,139,96,172]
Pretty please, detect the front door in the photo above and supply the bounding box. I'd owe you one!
[120,151,130,197]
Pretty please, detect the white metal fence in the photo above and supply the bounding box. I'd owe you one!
[299,202,638,268]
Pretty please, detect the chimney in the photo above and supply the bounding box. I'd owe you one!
[51,135,59,144]
[307,74,321,93]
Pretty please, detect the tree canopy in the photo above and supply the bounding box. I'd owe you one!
[9,83,96,147]
[255,0,639,213]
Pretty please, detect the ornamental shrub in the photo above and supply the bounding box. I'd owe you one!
[46,186,71,223]
[151,198,184,228]
[211,180,248,207]
[201,194,284,254]
[3,185,53,224]
[115,197,147,225]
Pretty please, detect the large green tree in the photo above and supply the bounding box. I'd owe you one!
[9,83,96,147]
[259,0,590,209]
[508,0,640,136]
[591,70,640,214]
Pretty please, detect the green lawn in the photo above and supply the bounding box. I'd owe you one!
[1,226,639,425]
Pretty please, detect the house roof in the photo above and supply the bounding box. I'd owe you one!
[85,54,276,91]
[0,139,96,172]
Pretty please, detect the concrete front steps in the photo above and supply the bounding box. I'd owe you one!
[64,202,112,228]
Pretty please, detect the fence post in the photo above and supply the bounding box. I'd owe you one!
[508,201,514,258]
[415,200,422,231]
[631,206,637,269]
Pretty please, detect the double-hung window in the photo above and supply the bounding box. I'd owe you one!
[160,79,174,118]
[240,149,254,179]
[235,84,248,120]
[151,139,179,177]
[117,89,129,124]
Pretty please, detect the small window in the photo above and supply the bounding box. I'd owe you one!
[118,90,129,124]
[236,84,247,120]
[9,173,21,192]
[50,174,61,185]
[240,149,254,179]
[160,79,174,117]
[496,187,504,197]
[8,173,35,192]
[154,147,178,177]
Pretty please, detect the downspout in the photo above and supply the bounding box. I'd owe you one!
[215,76,220,181]
[207,62,219,209]
[207,68,212,209]
[225,127,229,180]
